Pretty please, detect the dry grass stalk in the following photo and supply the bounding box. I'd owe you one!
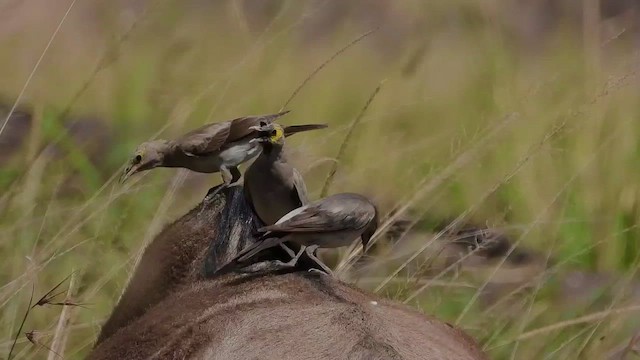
[129,170,189,281]
[5,273,79,358]
[496,117,638,358]
[25,330,61,359]
[0,0,78,138]
[583,0,602,87]
[492,120,633,355]
[47,272,78,360]
[391,120,566,307]
[493,304,640,347]
[7,284,34,360]
[320,81,384,198]
[17,0,159,172]
[32,273,74,309]
[280,28,379,111]
[614,332,640,359]
[370,63,639,305]
[335,113,519,276]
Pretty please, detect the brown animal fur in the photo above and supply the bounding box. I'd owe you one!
[90,187,487,360]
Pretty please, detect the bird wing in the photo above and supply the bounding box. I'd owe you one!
[226,111,291,142]
[291,167,308,206]
[259,205,356,233]
[176,121,232,155]
[178,111,290,156]
[261,194,376,234]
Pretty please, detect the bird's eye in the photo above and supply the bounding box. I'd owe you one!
[259,121,268,127]
[134,155,142,163]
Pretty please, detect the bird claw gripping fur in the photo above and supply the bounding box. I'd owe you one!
[308,268,331,276]
[198,189,220,216]
[203,185,224,203]
[199,184,234,216]
[203,186,317,276]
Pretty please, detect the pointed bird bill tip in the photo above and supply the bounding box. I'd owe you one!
[281,123,329,137]
[119,165,136,184]
[119,170,130,184]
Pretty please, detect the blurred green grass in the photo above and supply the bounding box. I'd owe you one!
[2,1,640,359]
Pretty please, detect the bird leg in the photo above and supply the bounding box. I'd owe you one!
[273,246,305,268]
[279,243,297,258]
[202,166,243,209]
[199,184,224,215]
[202,186,224,210]
[227,244,304,274]
[303,245,334,276]
[227,166,242,187]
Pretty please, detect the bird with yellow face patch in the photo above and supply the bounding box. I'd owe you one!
[241,122,377,275]
[244,122,311,226]
[120,112,327,201]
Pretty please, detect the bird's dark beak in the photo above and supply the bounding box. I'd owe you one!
[282,124,328,137]
[120,163,140,184]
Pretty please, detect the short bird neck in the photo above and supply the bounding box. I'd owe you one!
[159,141,182,167]
[262,142,284,160]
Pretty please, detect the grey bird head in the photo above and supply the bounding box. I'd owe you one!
[249,122,285,146]
[361,205,379,252]
[120,140,172,183]
[248,120,327,147]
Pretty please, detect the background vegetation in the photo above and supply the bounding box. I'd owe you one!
[2,0,640,358]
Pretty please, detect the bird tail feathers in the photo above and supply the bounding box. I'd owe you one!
[237,237,285,262]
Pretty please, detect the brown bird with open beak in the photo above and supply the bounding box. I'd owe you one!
[120,111,327,199]
[243,121,312,226]
[225,192,379,274]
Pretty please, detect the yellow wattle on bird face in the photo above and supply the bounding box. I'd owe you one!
[269,125,284,143]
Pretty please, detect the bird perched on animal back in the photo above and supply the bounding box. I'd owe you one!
[243,120,326,267]
[224,192,379,274]
[119,112,327,196]
[243,121,314,226]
